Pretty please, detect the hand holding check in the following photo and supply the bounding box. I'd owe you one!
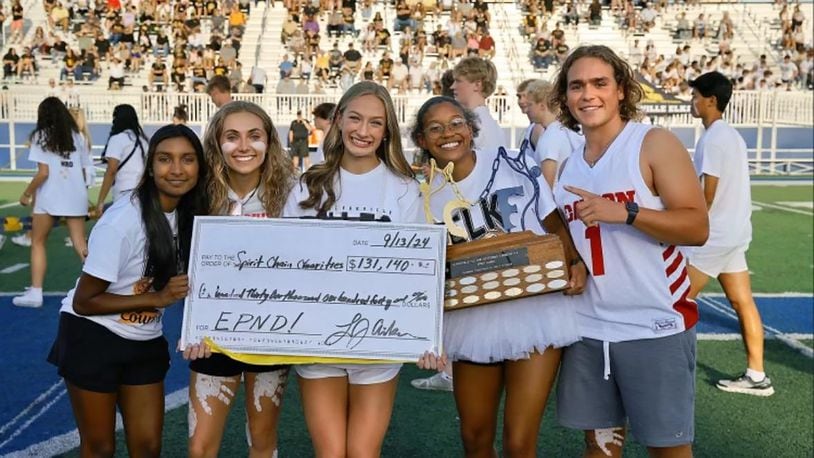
[564,185,628,227]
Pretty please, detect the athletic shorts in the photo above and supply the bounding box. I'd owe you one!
[189,352,288,377]
[689,245,748,278]
[289,139,309,159]
[47,312,170,393]
[295,363,401,385]
[556,328,696,448]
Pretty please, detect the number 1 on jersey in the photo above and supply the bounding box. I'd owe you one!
[585,226,605,276]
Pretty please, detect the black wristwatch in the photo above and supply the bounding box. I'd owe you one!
[625,201,639,225]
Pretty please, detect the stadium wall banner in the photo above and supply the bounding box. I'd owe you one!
[636,72,691,116]
[181,217,447,362]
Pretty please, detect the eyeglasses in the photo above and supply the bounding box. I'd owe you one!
[423,117,468,137]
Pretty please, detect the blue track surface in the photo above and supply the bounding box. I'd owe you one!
[1,295,812,456]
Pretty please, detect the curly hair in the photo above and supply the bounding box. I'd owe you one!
[203,101,295,217]
[409,96,480,163]
[550,45,643,132]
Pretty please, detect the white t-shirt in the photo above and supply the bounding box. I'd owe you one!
[29,131,90,217]
[104,131,148,199]
[692,119,752,248]
[533,120,584,166]
[473,105,507,160]
[60,197,178,340]
[284,161,422,224]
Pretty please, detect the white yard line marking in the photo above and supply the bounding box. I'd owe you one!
[753,200,814,216]
[698,333,813,341]
[0,202,21,210]
[0,389,67,450]
[701,292,813,298]
[777,201,814,209]
[699,296,813,358]
[0,264,29,274]
[0,381,63,437]
[1,388,189,457]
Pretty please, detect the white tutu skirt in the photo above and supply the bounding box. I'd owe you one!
[443,294,580,364]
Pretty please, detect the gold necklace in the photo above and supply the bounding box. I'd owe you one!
[585,122,627,168]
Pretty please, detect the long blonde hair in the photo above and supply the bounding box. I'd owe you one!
[203,101,295,216]
[298,81,414,214]
[68,107,92,149]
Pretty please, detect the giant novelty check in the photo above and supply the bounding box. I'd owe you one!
[180,217,447,361]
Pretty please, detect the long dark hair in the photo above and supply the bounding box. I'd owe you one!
[135,124,210,290]
[30,97,78,159]
[101,104,148,158]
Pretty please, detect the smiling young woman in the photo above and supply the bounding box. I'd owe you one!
[411,96,586,457]
[47,124,209,457]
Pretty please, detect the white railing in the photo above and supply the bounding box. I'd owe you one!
[1,88,812,175]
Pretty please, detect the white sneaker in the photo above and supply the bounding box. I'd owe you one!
[11,233,31,247]
[12,289,43,308]
[410,372,453,392]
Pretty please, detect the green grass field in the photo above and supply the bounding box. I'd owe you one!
[2,181,812,457]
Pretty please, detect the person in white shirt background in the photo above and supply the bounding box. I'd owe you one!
[516,78,545,153]
[688,71,774,396]
[524,79,584,189]
[13,97,91,308]
[47,124,210,457]
[284,81,442,457]
[95,104,149,216]
[451,56,507,158]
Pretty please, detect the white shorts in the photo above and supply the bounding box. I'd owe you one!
[689,245,748,278]
[294,363,401,385]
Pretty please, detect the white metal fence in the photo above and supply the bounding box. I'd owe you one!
[1,88,812,174]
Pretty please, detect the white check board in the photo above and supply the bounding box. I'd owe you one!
[181,217,447,361]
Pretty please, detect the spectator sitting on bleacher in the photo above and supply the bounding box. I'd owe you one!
[563,3,579,26]
[75,49,100,81]
[49,1,70,33]
[314,49,331,84]
[479,29,495,59]
[30,26,49,57]
[328,7,344,37]
[588,0,602,26]
[109,56,126,89]
[3,48,19,79]
[388,59,408,92]
[282,13,298,44]
[276,73,295,94]
[60,48,79,81]
[408,61,426,92]
[343,42,362,75]
[532,36,553,69]
[228,4,247,36]
[221,39,238,67]
[342,6,357,36]
[328,42,344,76]
[149,56,169,90]
[674,11,692,40]
[279,53,295,78]
[639,2,657,32]
[172,59,189,91]
[374,50,391,79]
[394,0,415,32]
[693,13,707,39]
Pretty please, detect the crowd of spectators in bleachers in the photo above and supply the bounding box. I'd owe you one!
[0,0,259,92]
[270,0,501,96]
[519,0,813,93]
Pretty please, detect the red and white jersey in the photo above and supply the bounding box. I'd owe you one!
[553,122,697,342]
